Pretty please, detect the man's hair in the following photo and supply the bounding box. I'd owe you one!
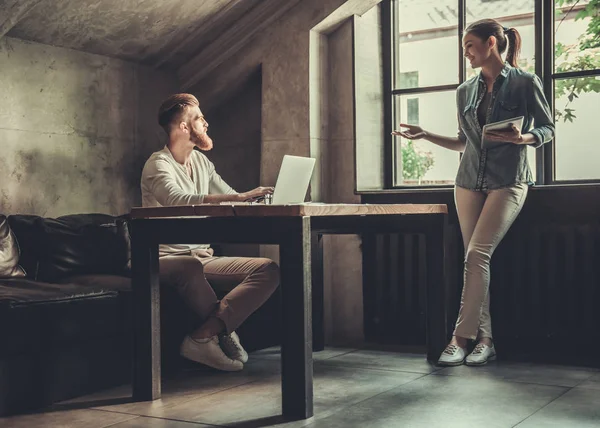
[157,93,199,134]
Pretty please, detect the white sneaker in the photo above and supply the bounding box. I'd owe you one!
[219,331,249,363]
[180,336,243,371]
[466,343,496,366]
[438,344,467,366]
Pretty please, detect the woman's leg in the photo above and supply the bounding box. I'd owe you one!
[453,183,528,341]
[450,186,487,348]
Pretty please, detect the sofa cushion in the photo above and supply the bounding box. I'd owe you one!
[55,274,131,292]
[0,277,130,358]
[0,216,25,278]
[6,215,41,279]
[0,278,117,307]
[37,214,130,282]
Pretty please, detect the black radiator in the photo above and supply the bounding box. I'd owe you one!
[363,219,600,366]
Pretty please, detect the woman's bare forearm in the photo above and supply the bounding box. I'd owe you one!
[423,132,466,152]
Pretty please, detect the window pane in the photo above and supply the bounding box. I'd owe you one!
[395,0,458,89]
[393,91,459,186]
[465,0,536,80]
[554,76,600,180]
[555,0,600,73]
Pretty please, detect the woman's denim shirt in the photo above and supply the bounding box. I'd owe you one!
[455,64,554,191]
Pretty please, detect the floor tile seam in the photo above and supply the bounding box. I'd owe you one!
[430,371,590,389]
[318,349,361,360]
[509,387,573,428]
[316,361,438,375]
[339,372,432,405]
[300,373,433,426]
[166,377,266,400]
[249,349,360,362]
[95,412,141,428]
[572,371,598,387]
[100,370,429,426]
[573,384,600,391]
[105,413,223,427]
[90,379,263,417]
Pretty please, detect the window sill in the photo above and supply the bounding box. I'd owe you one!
[356,182,600,195]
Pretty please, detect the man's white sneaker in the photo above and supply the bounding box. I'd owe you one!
[219,331,249,363]
[180,335,243,371]
[437,344,467,366]
[466,343,496,366]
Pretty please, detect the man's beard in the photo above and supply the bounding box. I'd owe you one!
[191,126,213,151]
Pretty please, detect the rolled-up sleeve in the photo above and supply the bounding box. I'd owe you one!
[144,159,205,206]
[528,74,555,149]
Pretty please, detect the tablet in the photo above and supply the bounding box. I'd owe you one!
[482,116,524,149]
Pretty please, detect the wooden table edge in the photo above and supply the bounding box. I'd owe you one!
[130,203,448,219]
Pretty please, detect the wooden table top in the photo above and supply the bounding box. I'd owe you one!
[130,203,448,219]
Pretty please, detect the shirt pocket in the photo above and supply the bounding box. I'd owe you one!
[497,99,520,120]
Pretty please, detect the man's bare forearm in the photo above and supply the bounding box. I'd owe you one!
[424,132,466,152]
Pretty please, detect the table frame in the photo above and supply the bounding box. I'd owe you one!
[130,212,448,420]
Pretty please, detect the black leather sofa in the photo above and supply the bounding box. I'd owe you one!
[0,213,280,416]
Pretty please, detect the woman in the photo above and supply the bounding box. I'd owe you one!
[393,19,554,366]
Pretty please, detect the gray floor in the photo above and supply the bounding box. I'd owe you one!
[2,347,599,428]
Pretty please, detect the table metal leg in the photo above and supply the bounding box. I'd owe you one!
[279,217,313,420]
[311,233,325,352]
[424,214,448,362]
[131,230,161,401]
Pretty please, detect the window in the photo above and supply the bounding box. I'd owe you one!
[553,0,600,182]
[394,91,459,185]
[389,1,460,186]
[385,0,600,187]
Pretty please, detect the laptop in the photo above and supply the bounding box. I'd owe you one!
[271,155,316,205]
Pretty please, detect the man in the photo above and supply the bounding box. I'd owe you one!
[141,93,278,371]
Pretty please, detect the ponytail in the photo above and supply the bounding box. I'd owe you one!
[504,27,522,68]
[466,20,523,68]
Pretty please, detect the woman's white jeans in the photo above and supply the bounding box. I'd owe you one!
[453,183,528,340]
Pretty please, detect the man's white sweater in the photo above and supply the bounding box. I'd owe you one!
[141,146,236,255]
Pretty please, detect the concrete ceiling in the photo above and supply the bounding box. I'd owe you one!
[1,0,262,69]
[1,0,376,91]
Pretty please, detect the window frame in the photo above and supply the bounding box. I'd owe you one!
[383,0,600,189]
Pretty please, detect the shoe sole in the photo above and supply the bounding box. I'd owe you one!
[465,354,497,366]
[180,344,244,372]
[437,358,465,367]
[180,351,244,371]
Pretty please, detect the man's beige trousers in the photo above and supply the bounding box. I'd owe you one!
[159,251,279,334]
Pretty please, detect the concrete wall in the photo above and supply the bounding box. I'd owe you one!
[322,18,364,345]
[0,36,178,217]
[204,69,263,258]
[189,0,382,187]
[204,70,262,195]
[354,7,385,191]
[191,0,383,345]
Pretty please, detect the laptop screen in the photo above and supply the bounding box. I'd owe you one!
[272,155,316,205]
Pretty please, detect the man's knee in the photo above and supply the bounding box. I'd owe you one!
[255,258,280,291]
[160,256,205,288]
